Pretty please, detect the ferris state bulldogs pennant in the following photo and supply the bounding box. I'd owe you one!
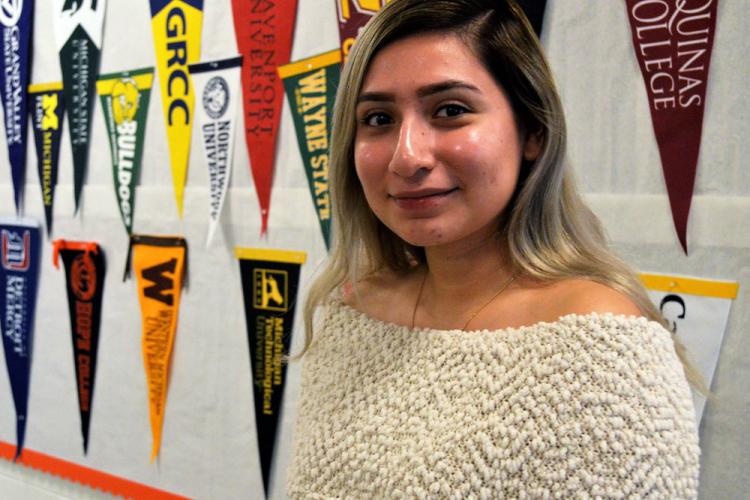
[28,82,65,237]
[52,0,107,212]
[52,240,106,454]
[97,68,155,236]
[232,0,298,236]
[335,0,389,61]
[0,218,41,460]
[1,0,33,213]
[626,0,718,253]
[125,234,187,461]
[149,0,204,217]
[278,50,341,249]
[236,248,305,497]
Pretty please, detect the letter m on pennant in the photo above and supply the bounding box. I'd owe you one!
[142,259,176,305]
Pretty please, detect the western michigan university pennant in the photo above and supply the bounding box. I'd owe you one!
[278,50,340,249]
[236,248,305,497]
[188,56,243,245]
[52,240,106,454]
[232,0,298,235]
[335,0,389,61]
[641,273,738,422]
[28,82,65,237]
[0,218,41,459]
[125,234,187,461]
[97,68,154,236]
[0,0,33,213]
[626,0,718,253]
[52,0,106,212]
[149,0,204,217]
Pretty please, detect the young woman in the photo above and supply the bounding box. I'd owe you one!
[288,0,700,497]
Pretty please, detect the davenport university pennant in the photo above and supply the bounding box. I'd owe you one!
[0,0,33,213]
[125,234,187,461]
[626,0,718,253]
[0,218,41,459]
[52,240,106,454]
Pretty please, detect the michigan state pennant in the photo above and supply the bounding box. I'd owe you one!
[232,0,298,236]
[0,0,33,213]
[97,68,154,236]
[279,50,340,249]
[335,0,389,61]
[52,240,106,454]
[149,0,204,217]
[125,234,187,461]
[0,218,41,459]
[236,248,305,497]
[626,0,718,253]
[188,56,242,245]
[52,0,106,212]
[28,82,65,237]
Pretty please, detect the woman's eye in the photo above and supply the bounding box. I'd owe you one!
[435,104,469,118]
[362,112,392,126]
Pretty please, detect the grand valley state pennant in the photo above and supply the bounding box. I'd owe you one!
[149,0,204,217]
[626,0,718,253]
[0,218,41,459]
[232,0,298,236]
[125,234,187,461]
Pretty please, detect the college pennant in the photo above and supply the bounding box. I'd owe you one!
[625,0,718,253]
[52,240,106,454]
[96,68,154,235]
[335,0,389,61]
[124,234,187,461]
[278,50,340,249]
[0,218,41,459]
[232,0,298,236]
[188,56,242,245]
[149,0,204,217]
[236,248,306,497]
[52,0,106,212]
[28,82,65,237]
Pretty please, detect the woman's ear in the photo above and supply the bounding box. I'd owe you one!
[522,131,542,161]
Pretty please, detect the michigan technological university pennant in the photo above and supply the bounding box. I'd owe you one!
[97,68,154,235]
[0,218,41,459]
[236,247,306,497]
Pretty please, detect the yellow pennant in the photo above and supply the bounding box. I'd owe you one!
[149,1,204,216]
[128,235,187,461]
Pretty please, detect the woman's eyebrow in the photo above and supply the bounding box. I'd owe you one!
[356,80,481,104]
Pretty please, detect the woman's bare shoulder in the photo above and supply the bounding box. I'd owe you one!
[342,267,422,325]
[532,278,643,319]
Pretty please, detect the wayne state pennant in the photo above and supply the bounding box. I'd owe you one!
[236,248,305,497]
[52,0,106,212]
[0,0,33,213]
[28,82,65,237]
[126,234,187,461]
[279,50,340,248]
[626,0,718,253]
[97,68,154,235]
[149,0,204,217]
[188,56,242,245]
[0,218,41,459]
[232,0,298,235]
[53,240,106,454]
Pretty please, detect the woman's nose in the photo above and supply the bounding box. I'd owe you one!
[388,116,434,178]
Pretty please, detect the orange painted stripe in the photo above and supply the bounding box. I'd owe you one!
[0,441,190,499]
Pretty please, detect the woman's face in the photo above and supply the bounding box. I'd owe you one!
[354,32,539,250]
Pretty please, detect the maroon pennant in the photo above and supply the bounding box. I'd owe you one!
[625,0,718,253]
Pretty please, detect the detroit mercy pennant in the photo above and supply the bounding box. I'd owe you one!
[0,218,41,459]
[125,234,187,462]
[232,0,298,236]
[626,0,718,253]
[236,248,306,497]
[0,0,33,213]
[149,0,204,217]
[52,0,106,212]
[28,82,65,237]
[97,67,154,236]
[278,50,340,249]
[188,56,242,245]
[335,0,389,61]
[52,240,106,454]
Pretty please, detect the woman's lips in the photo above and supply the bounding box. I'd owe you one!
[390,188,458,210]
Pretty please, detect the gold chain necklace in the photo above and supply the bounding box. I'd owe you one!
[410,268,517,331]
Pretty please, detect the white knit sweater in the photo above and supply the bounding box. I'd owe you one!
[287,300,700,499]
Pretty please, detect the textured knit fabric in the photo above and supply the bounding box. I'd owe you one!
[287,299,700,499]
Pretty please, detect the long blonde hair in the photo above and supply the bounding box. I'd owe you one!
[300,0,704,391]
